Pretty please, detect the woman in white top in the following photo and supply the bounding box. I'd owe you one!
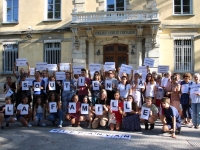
[189,73,200,129]
[117,76,131,100]
[144,73,156,103]
[132,73,145,108]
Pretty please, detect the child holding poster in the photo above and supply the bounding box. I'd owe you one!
[144,73,156,103]
[92,89,109,129]
[108,91,123,131]
[161,97,181,138]
[0,97,16,129]
[66,95,81,127]
[79,96,94,128]
[47,92,63,128]
[33,97,46,127]
[122,95,141,131]
[117,76,131,100]
[140,97,158,130]
[16,95,32,127]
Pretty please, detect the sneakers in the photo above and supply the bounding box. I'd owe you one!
[149,123,155,130]
[194,125,199,129]
[58,125,62,128]
[26,123,32,127]
[145,123,149,130]
[176,127,181,134]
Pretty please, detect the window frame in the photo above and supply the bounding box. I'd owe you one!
[174,38,193,73]
[104,0,126,12]
[44,0,62,21]
[173,0,193,15]
[3,43,18,73]
[44,42,61,64]
[3,0,19,23]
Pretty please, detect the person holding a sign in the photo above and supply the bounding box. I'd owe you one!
[108,91,123,131]
[189,73,200,129]
[48,92,63,128]
[140,97,158,130]
[33,97,46,127]
[144,73,156,103]
[13,61,30,83]
[0,97,16,129]
[122,95,141,131]
[62,72,76,114]
[155,75,165,109]
[90,71,103,105]
[66,95,81,127]
[180,73,192,125]
[132,73,145,108]
[41,70,49,94]
[103,70,118,104]
[77,69,91,103]
[79,96,94,128]
[4,76,16,103]
[46,76,61,97]
[117,76,131,100]
[92,89,109,129]
[161,97,182,138]
[16,96,32,127]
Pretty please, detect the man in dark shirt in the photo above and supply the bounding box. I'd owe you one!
[161,97,182,138]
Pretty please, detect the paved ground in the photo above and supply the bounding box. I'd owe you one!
[0,120,200,150]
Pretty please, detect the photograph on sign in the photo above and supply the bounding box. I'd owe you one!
[16,58,27,66]
[137,79,145,88]
[68,102,76,113]
[143,58,155,67]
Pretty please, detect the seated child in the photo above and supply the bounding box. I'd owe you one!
[161,97,182,138]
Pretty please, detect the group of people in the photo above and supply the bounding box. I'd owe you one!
[0,62,200,139]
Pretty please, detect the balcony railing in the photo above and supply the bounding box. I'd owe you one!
[71,10,159,23]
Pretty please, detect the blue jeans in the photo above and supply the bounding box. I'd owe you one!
[35,113,43,122]
[48,110,63,126]
[62,91,73,113]
[191,103,200,126]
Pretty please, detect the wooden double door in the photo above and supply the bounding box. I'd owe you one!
[103,44,128,70]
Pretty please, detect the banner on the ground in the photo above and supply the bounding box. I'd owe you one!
[49,129,131,140]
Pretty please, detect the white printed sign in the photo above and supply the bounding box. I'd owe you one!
[47,64,57,71]
[22,81,29,90]
[95,104,103,115]
[60,63,70,71]
[89,64,101,72]
[36,62,47,71]
[81,103,89,114]
[105,80,112,91]
[124,101,132,112]
[92,81,100,91]
[120,64,132,75]
[34,82,41,91]
[56,72,66,80]
[110,100,118,111]
[140,107,150,120]
[73,66,84,75]
[25,78,35,86]
[161,77,169,87]
[104,62,115,71]
[20,104,29,115]
[143,58,155,67]
[68,102,76,113]
[49,81,56,90]
[181,84,189,93]
[16,58,27,66]
[78,77,85,86]
[5,104,14,115]
[158,65,169,73]
[30,68,35,75]
[63,82,70,91]
[138,79,145,88]
[5,89,14,97]
[49,102,57,113]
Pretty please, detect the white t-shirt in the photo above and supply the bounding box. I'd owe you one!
[36,105,44,113]
[145,81,156,97]
[189,82,200,103]
[117,83,131,98]
[17,103,29,115]
[132,83,142,107]
[155,84,164,99]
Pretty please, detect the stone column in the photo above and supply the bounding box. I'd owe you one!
[87,37,95,64]
[136,38,143,67]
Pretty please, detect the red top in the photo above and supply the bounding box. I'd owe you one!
[78,77,90,95]
[111,101,123,123]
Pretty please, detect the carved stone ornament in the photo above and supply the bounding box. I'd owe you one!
[86,27,94,38]
[151,25,158,46]
[71,28,80,50]
[136,26,143,38]
[113,36,118,43]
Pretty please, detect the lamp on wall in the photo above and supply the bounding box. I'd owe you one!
[131,49,135,55]
[74,40,80,50]
[96,50,100,56]
[24,26,33,40]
